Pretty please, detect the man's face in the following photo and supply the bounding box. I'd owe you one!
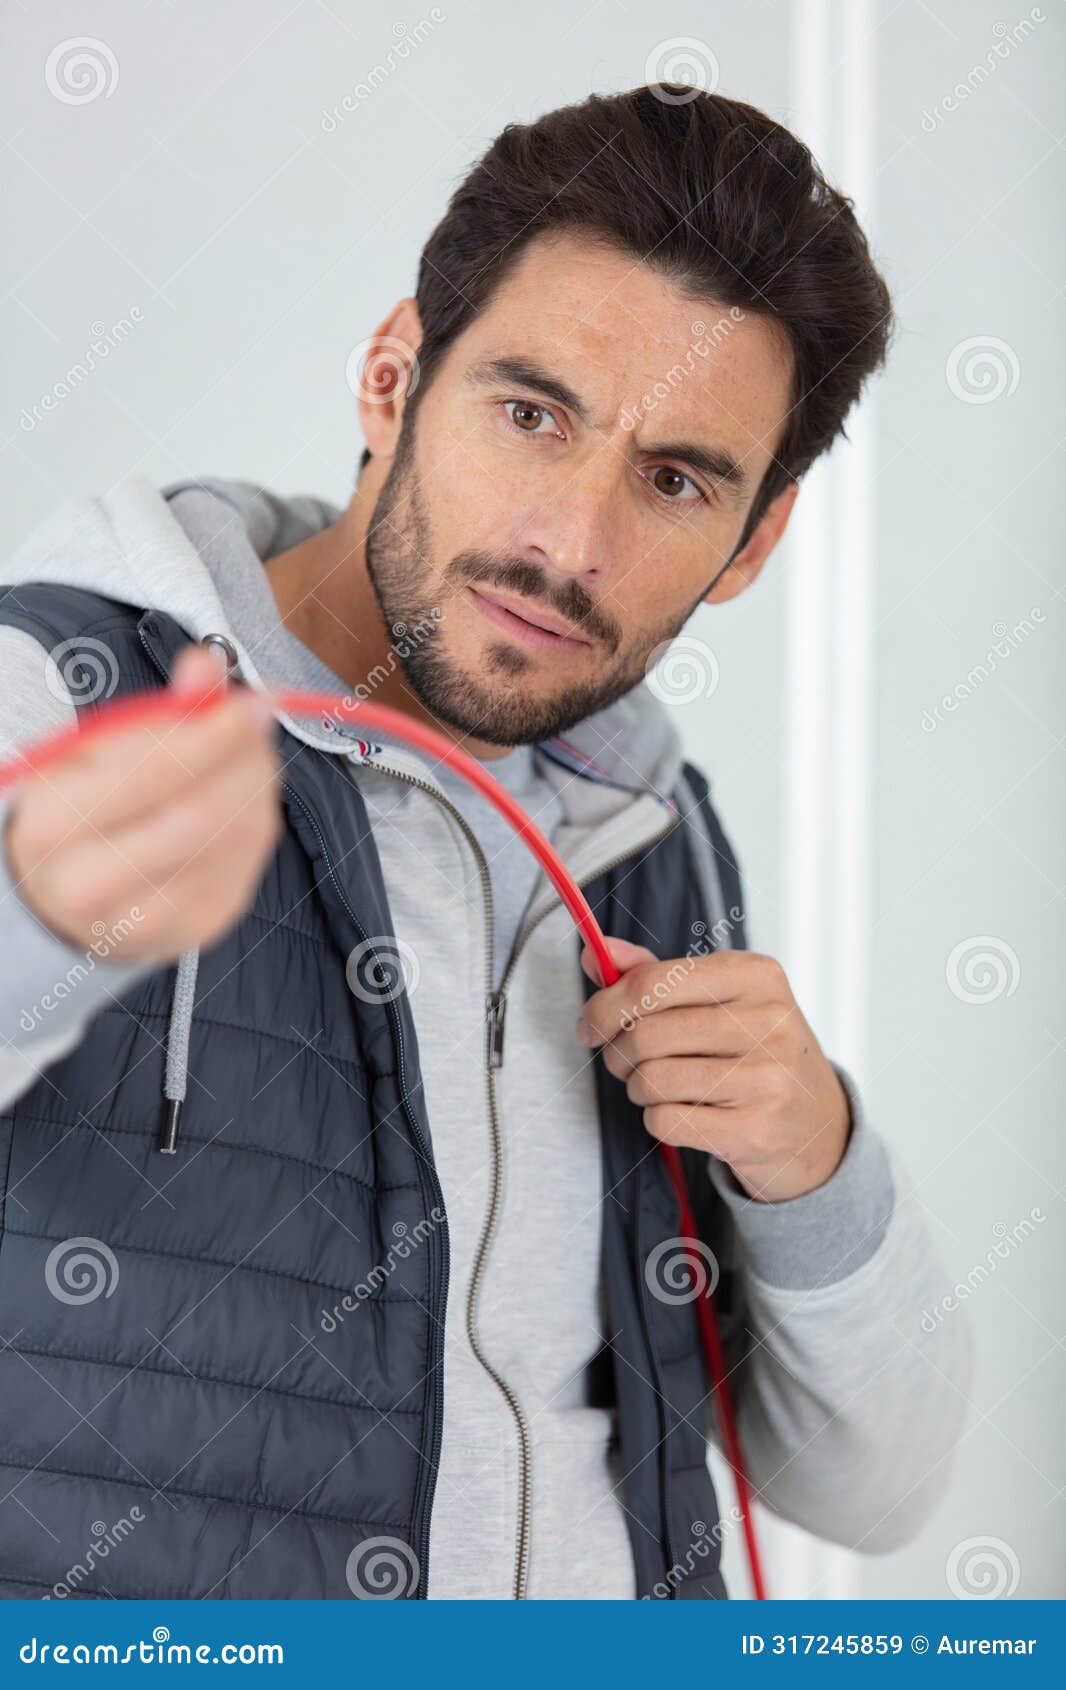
[365,232,793,746]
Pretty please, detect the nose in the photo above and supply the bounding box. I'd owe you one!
[509,436,619,583]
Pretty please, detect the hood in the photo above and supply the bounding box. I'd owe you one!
[3,474,685,800]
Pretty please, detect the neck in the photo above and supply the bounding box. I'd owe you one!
[262,478,515,761]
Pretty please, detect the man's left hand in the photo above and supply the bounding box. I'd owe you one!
[577,937,851,1202]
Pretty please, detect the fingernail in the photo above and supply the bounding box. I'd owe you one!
[575,1019,600,1047]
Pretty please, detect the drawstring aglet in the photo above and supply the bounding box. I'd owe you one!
[158,1098,183,1154]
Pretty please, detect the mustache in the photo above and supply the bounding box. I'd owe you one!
[447,552,621,654]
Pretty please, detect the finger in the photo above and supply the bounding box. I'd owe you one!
[597,1005,753,1073]
[38,742,281,919]
[579,935,657,987]
[81,830,280,960]
[620,1055,746,1109]
[579,950,779,1043]
[25,687,276,843]
[643,1101,756,1159]
[170,642,231,694]
[108,824,281,953]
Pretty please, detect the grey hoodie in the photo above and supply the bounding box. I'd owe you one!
[0,477,973,1597]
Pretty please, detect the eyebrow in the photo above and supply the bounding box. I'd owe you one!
[465,354,752,504]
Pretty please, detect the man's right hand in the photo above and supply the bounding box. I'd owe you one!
[3,644,283,961]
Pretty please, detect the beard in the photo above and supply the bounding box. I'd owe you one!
[364,417,706,747]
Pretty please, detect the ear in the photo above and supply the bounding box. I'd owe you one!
[703,480,800,605]
[355,298,424,464]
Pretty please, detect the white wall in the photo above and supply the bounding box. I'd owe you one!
[2,0,1062,1600]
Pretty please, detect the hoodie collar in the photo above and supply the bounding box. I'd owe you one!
[6,473,686,805]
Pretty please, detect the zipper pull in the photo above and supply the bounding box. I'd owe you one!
[486,989,507,1069]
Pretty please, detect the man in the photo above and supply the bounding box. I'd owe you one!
[0,85,970,1600]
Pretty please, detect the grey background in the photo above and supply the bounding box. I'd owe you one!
[2,0,1062,1598]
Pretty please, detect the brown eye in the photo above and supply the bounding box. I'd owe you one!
[652,467,686,497]
[510,402,544,431]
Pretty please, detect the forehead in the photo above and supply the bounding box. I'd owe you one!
[452,230,794,477]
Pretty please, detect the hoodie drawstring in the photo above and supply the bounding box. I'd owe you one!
[158,945,201,1153]
[157,631,237,1154]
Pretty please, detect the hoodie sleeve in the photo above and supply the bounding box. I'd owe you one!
[706,1064,975,1551]
[0,626,152,1112]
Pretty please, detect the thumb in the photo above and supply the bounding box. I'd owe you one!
[170,643,228,697]
[579,935,658,988]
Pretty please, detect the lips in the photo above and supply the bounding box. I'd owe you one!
[466,586,589,654]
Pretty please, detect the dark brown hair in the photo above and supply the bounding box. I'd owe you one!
[363,84,893,545]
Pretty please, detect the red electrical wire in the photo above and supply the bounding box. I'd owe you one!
[0,677,768,1599]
